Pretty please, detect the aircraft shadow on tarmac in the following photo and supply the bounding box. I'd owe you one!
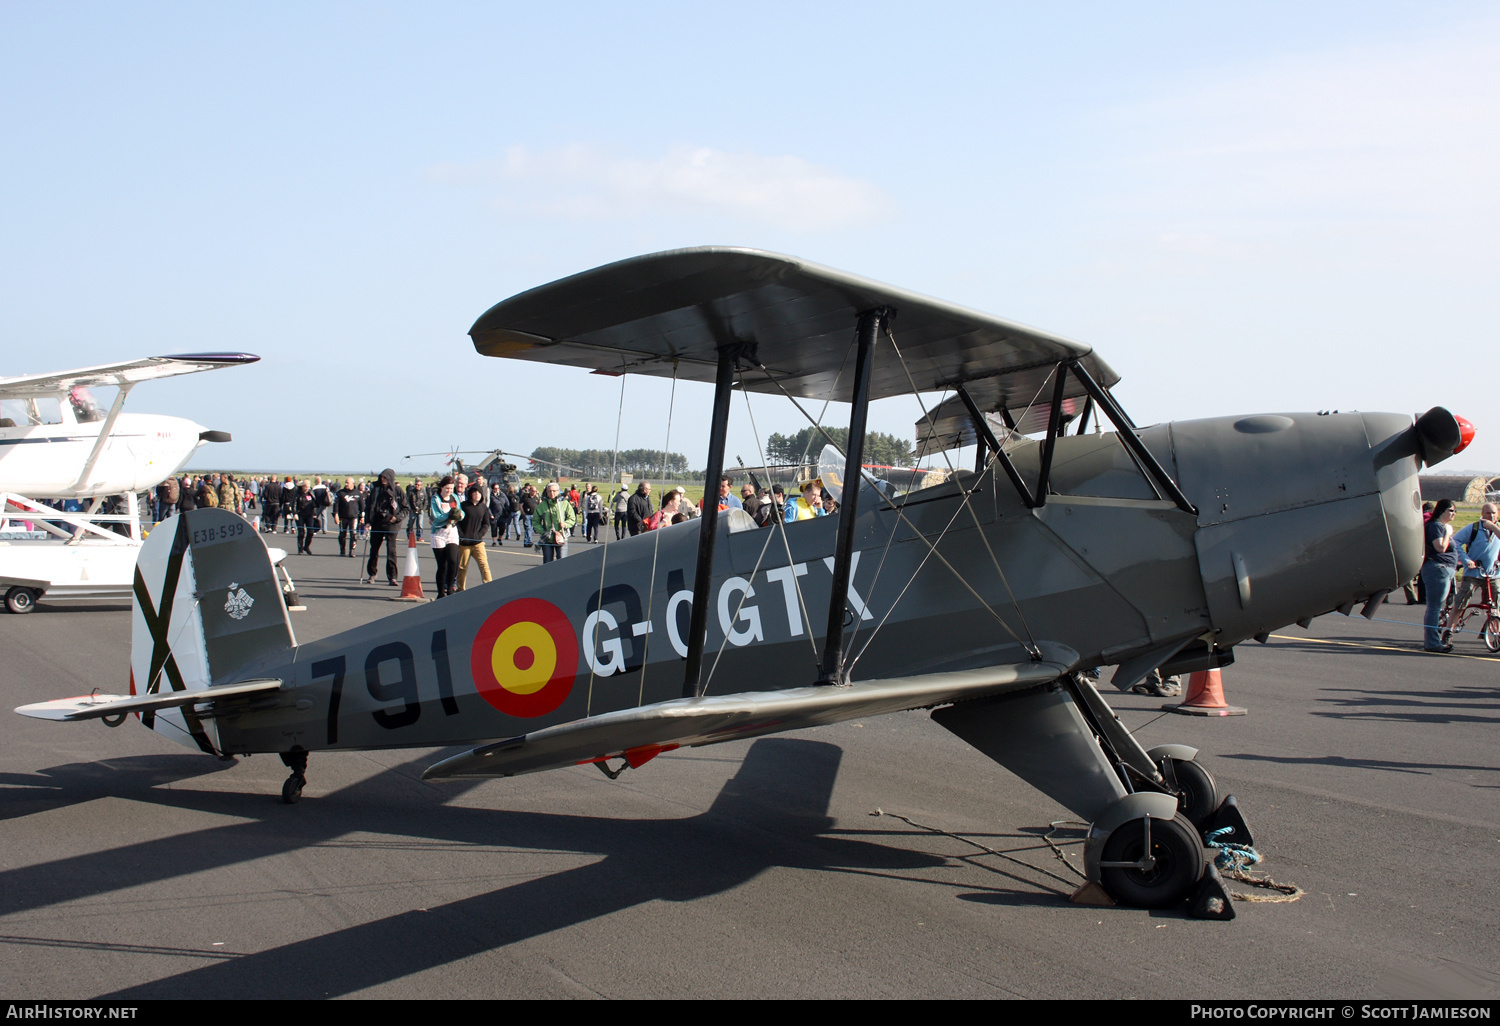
[1311,684,1500,726]
[1219,752,1500,780]
[0,738,1074,999]
[1271,635,1500,663]
[0,753,242,824]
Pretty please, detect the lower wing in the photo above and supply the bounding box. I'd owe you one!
[423,646,1078,780]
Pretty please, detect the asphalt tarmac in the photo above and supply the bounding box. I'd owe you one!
[2,533,1497,1000]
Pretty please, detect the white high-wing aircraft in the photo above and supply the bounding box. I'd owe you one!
[0,353,259,613]
[0,352,258,498]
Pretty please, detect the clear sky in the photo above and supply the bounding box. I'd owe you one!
[3,2,1496,477]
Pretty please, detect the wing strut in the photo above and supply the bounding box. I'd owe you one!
[70,383,133,493]
[956,384,1036,508]
[683,342,747,697]
[816,307,888,685]
[1070,364,1197,516]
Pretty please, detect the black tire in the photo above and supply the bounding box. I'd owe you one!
[1484,617,1500,654]
[1099,812,1205,909]
[1163,757,1219,829]
[6,587,38,614]
[281,776,303,804]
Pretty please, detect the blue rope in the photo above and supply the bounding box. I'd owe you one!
[1204,825,1263,871]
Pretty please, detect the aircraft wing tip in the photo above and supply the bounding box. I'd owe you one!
[159,352,260,365]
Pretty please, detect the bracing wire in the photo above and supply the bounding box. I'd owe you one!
[584,363,628,716]
[740,379,821,661]
[703,371,819,692]
[794,345,855,470]
[885,323,1039,651]
[636,361,678,707]
[753,360,1029,665]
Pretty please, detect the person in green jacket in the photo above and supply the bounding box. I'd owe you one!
[531,481,577,564]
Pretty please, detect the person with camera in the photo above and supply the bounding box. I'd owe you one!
[531,481,576,564]
[428,476,462,598]
[1423,499,1460,652]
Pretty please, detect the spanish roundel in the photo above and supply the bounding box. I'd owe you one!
[469,598,579,718]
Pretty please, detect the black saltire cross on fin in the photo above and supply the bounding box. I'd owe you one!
[131,517,217,754]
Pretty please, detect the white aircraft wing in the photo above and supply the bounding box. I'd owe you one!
[423,648,1078,780]
[0,352,259,397]
[15,678,282,722]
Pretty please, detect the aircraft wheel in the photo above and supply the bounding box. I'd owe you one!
[1162,756,1219,830]
[281,775,304,804]
[1483,616,1500,653]
[1099,813,1205,909]
[6,587,38,614]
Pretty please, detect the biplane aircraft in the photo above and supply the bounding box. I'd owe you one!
[16,249,1472,915]
[0,353,257,611]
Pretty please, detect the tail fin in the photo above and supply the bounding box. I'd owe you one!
[131,509,295,753]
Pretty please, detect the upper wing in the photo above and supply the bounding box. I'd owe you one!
[15,678,282,722]
[423,649,1078,781]
[0,353,259,397]
[468,248,1118,405]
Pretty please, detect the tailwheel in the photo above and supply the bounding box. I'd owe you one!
[279,748,308,805]
[1098,813,1205,909]
[1160,756,1220,830]
[1483,616,1500,653]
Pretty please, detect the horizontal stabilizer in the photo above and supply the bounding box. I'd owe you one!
[423,649,1077,781]
[15,678,282,722]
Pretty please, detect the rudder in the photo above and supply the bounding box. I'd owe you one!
[131,509,295,752]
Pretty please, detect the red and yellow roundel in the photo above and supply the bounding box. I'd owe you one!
[470,598,579,718]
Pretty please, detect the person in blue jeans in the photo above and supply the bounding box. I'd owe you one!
[1422,499,1459,652]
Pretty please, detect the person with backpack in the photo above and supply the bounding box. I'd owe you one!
[488,481,510,547]
[517,483,538,547]
[363,468,407,586]
[293,480,319,555]
[156,476,179,524]
[335,477,363,556]
[612,486,630,540]
[406,477,428,545]
[260,476,282,533]
[583,485,605,543]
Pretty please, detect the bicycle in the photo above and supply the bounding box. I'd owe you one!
[1439,573,1500,652]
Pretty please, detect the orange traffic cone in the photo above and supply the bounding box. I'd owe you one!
[1163,668,1246,716]
[392,546,426,602]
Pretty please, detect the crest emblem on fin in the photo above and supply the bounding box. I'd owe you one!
[225,583,254,621]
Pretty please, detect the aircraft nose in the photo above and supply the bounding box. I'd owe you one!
[1412,407,1468,466]
[1454,414,1475,454]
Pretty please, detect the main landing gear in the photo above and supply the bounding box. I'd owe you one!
[931,673,1256,917]
[280,748,308,804]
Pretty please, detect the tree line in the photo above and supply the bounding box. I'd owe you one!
[763,427,915,467]
[529,427,915,482]
[528,447,692,480]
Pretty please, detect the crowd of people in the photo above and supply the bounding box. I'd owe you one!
[140,468,849,598]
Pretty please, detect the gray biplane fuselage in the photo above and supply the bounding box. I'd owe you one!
[199,409,1421,758]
